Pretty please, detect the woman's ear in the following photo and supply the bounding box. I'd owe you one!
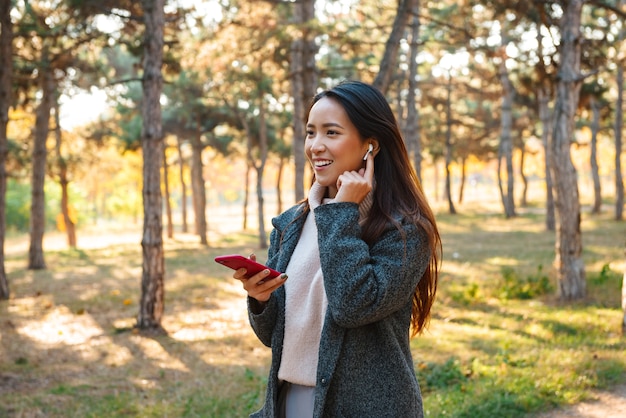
[369,139,380,157]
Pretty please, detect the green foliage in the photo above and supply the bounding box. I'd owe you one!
[497,265,552,300]
[416,357,468,391]
[15,357,28,365]
[6,179,69,232]
[449,282,482,305]
[5,178,98,233]
[6,179,30,232]
[590,263,617,286]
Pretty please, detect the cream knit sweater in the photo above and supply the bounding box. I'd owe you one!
[278,182,372,386]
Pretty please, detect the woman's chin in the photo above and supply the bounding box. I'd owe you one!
[314,178,336,188]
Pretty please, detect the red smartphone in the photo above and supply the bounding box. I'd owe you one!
[214,254,282,279]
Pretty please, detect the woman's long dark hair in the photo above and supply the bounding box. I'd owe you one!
[310,80,442,336]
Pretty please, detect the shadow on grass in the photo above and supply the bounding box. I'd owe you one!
[0,236,269,417]
[2,209,624,417]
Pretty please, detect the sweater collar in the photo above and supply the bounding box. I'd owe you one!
[308,181,374,224]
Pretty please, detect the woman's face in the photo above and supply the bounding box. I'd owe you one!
[305,97,369,198]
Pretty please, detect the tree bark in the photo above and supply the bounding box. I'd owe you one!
[176,137,188,233]
[239,84,269,249]
[444,74,456,215]
[137,0,166,333]
[254,90,268,249]
[622,242,626,336]
[29,59,55,270]
[622,245,626,336]
[290,0,317,202]
[53,97,76,248]
[538,86,556,230]
[396,76,405,132]
[162,144,173,239]
[190,133,207,245]
[537,28,556,231]
[498,44,516,218]
[373,0,417,94]
[519,145,528,207]
[458,156,466,204]
[590,97,602,214]
[406,2,422,180]
[243,163,250,230]
[615,3,624,221]
[0,0,12,299]
[433,158,440,202]
[276,156,284,215]
[550,0,586,300]
[616,64,624,221]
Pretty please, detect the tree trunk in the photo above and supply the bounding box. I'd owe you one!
[458,156,466,204]
[538,86,556,231]
[497,152,505,209]
[190,133,207,245]
[537,27,556,231]
[444,74,456,215]
[290,0,317,202]
[616,65,624,221]
[396,76,405,133]
[29,61,54,270]
[406,2,422,180]
[253,92,269,248]
[137,0,166,333]
[163,144,173,239]
[433,158,440,202]
[243,163,250,230]
[290,44,305,203]
[0,0,12,299]
[622,242,626,335]
[615,5,624,221]
[255,167,267,248]
[498,43,516,218]
[550,0,586,301]
[519,145,528,207]
[590,97,602,214]
[176,137,188,233]
[245,85,269,249]
[53,97,76,248]
[373,0,417,94]
[276,157,284,215]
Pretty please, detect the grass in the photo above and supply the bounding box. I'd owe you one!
[1,202,625,417]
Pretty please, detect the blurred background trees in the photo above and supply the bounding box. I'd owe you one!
[1,0,625,324]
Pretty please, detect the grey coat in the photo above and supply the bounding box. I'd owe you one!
[248,201,430,418]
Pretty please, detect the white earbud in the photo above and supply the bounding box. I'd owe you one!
[363,143,374,161]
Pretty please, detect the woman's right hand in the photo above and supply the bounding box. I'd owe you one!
[233,254,287,303]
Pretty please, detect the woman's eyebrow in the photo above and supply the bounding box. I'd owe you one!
[307,122,345,129]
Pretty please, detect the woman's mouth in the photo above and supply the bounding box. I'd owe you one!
[314,160,333,168]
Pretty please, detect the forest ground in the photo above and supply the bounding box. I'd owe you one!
[536,383,626,418]
[2,197,625,417]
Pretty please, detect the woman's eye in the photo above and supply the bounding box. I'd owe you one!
[306,130,314,137]
[327,130,338,136]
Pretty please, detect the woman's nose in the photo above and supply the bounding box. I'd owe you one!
[309,137,325,153]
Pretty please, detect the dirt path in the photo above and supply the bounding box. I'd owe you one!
[535,384,626,418]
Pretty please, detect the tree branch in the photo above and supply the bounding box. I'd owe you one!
[106,77,143,87]
[585,0,626,18]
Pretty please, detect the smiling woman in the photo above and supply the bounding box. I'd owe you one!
[232,80,442,418]
[59,89,109,130]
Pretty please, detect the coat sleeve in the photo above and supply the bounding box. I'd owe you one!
[314,202,431,329]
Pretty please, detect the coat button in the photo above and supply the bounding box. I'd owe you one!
[320,378,327,385]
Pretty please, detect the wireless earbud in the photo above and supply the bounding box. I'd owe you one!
[363,143,374,161]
